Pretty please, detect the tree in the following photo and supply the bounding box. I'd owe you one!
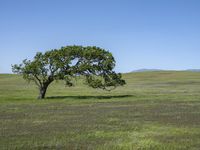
[12,46,126,99]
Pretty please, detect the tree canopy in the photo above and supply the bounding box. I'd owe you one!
[12,46,126,99]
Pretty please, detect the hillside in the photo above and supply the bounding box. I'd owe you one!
[0,71,200,149]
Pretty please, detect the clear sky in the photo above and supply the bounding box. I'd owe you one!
[0,0,200,73]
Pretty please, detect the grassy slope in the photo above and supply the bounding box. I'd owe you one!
[0,71,200,149]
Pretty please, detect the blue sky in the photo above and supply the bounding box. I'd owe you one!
[0,0,200,73]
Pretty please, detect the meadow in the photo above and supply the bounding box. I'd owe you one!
[0,71,200,150]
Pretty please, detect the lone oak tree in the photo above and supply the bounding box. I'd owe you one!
[12,46,126,99]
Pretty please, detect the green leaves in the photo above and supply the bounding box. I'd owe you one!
[12,45,126,98]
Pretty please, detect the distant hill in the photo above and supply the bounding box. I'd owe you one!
[132,69,200,73]
[185,69,200,72]
[131,69,163,72]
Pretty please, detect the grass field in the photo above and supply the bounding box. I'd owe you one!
[1,71,200,150]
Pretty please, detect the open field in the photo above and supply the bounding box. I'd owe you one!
[1,71,200,149]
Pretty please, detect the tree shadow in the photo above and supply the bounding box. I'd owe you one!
[46,95,133,100]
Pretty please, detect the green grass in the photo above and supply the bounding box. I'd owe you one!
[1,71,200,149]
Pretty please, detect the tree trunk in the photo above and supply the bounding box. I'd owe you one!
[37,78,53,99]
[38,86,48,99]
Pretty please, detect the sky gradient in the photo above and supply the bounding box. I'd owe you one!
[0,0,200,73]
